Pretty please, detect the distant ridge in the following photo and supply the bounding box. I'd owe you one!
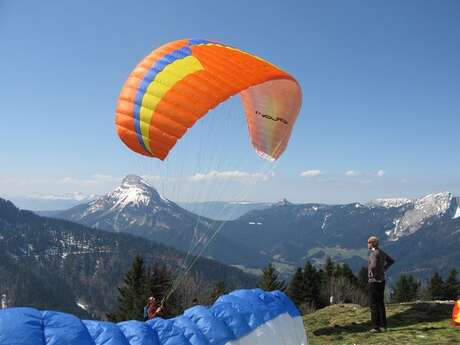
[54,175,460,280]
[0,196,257,317]
[54,175,269,268]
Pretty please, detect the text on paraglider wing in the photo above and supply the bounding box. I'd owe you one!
[255,110,288,125]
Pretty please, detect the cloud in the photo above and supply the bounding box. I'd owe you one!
[0,175,123,191]
[300,170,322,177]
[91,174,119,182]
[26,192,96,201]
[58,176,78,184]
[189,170,272,182]
[345,170,385,178]
[56,175,119,186]
[345,170,360,177]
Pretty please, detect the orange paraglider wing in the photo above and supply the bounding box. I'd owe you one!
[453,299,460,326]
[115,39,302,161]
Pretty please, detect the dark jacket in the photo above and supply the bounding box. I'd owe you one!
[368,248,395,283]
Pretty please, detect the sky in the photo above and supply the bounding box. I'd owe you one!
[1,0,459,207]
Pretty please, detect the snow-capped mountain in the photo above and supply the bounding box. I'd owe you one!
[220,192,460,278]
[55,175,267,266]
[57,175,200,241]
[381,192,459,241]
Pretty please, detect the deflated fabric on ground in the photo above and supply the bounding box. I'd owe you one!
[0,289,307,345]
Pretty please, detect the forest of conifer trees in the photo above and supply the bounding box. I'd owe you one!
[108,255,460,321]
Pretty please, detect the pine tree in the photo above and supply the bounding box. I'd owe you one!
[287,267,304,306]
[391,274,420,303]
[324,257,334,279]
[341,263,357,285]
[258,263,286,292]
[332,262,341,281]
[331,263,359,304]
[323,257,335,304]
[357,266,368,292]
[425,272,445,300]
[316,268,329,307]
[303,262,321,309]
[146,264,182,317]
[107,255,148,322]
[209,281,226,304]
[444,269,460,300]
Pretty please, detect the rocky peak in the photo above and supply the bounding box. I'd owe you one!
[110,175,165,209]
[277,198,293,206]
[121,175,148,188]
[414,192,452,213]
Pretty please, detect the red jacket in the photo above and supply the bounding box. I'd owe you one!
[147,301,161,319]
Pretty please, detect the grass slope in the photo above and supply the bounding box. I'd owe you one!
[304,301,459,344]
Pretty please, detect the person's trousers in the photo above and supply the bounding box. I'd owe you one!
[369,281,386,329]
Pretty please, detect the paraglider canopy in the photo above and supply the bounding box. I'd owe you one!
[115,39,302,161]
[453,299,460,326]
[0,289,308,345]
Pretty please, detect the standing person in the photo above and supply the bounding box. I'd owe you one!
[144,296,162,320]
[367,235,395,332]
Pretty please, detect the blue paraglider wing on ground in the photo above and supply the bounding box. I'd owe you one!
[0,289,307,345]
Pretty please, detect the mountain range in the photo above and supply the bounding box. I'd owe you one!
[54,175,265,266]
[0,197,257,318]
[53,175,460,280]
[177,201,272,221]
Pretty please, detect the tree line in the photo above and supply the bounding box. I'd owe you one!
[107,255,241,321]
[284,258,369,313]
[230,260,460,310]
[108,255,460,320]
[390,269,460,303]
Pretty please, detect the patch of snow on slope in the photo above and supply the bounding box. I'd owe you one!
[230,265,263,276]
[372,198,413,208]
[454,203,460,219]
[322,214,331,232]
[248,221,263,226]
[111,185,152,209]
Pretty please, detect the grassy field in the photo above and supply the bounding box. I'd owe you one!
[303,301,459,344]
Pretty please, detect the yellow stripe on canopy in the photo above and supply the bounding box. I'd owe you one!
[139,55,204,152]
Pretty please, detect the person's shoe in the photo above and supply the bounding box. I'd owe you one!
[368,328,382,333]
